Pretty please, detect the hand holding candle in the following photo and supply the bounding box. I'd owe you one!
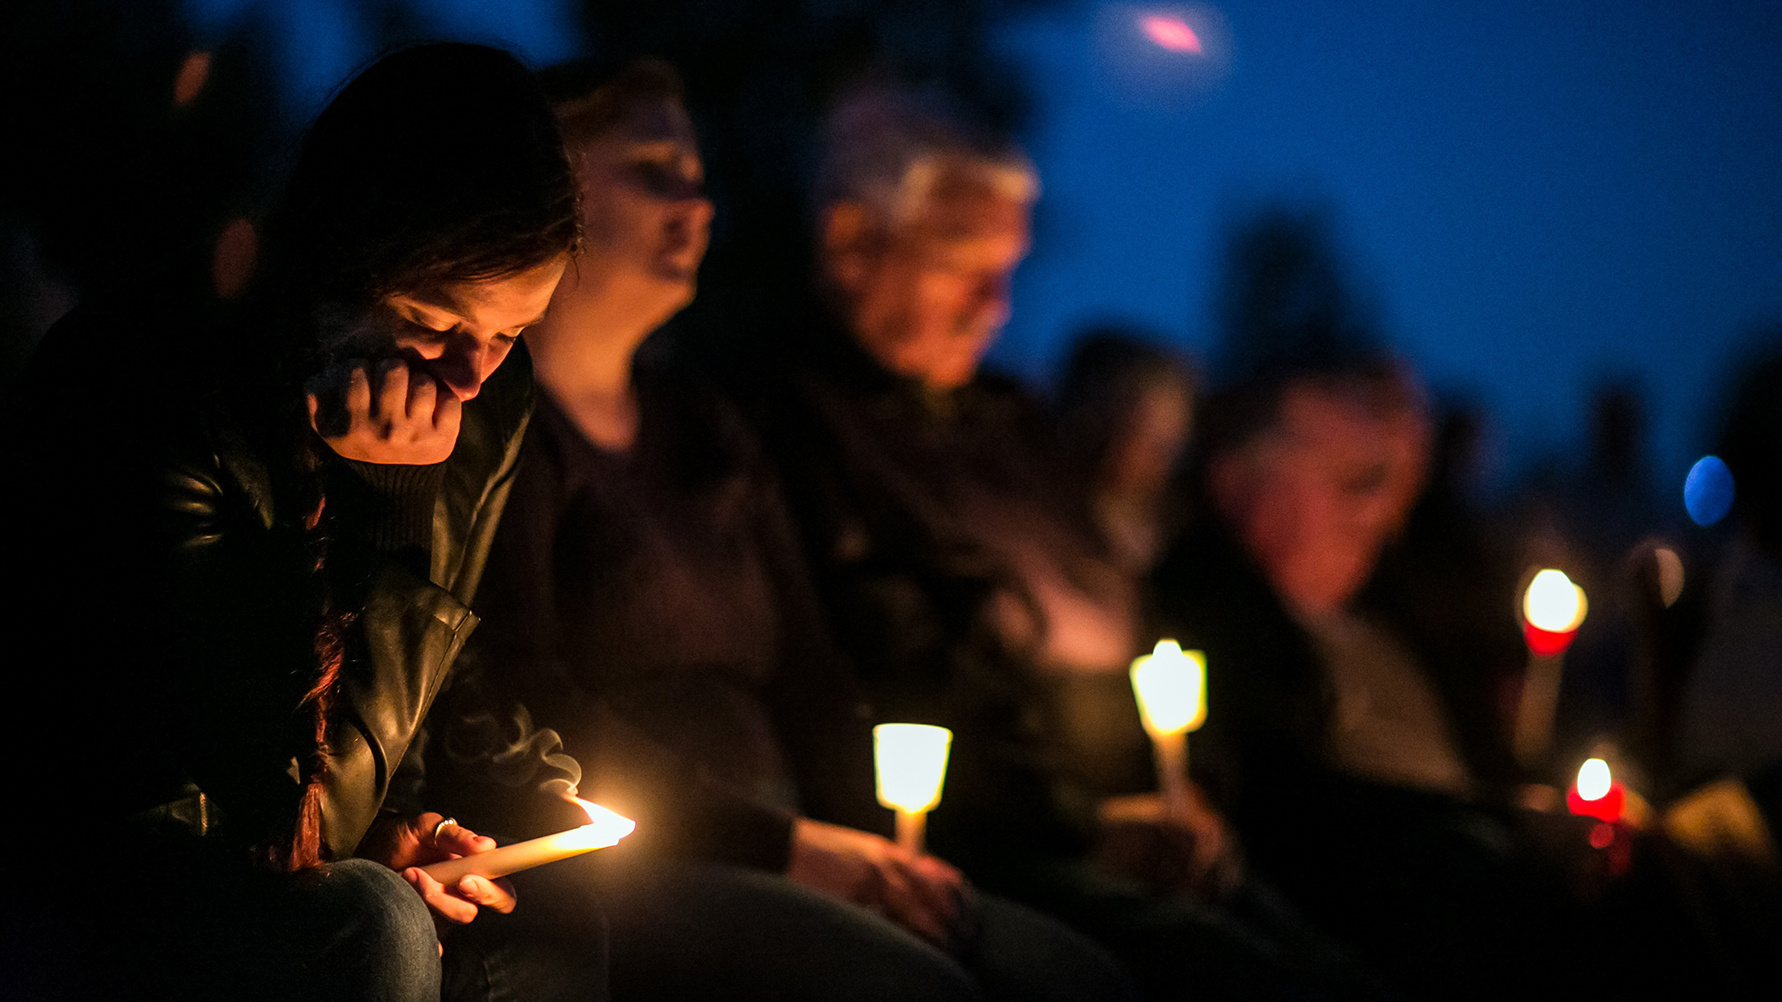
[874,723,953,854]
[421,798,635,885]
[1130,640,1207,821]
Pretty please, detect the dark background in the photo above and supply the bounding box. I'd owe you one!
[3,0,1778,506]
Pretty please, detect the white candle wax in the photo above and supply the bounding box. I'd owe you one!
[421,806,634,884]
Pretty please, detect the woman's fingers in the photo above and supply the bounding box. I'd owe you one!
[402,867,479,926]
[432,388,463,437]
[405,365,437,422]
[308,358,460,464]
[432,821,497,859]
[875,859,953,945]
[455,875,517,915]
[375,358,409,423]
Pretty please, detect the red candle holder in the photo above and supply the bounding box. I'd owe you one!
[1523,620,1578,657]
[1567,781,1625,823]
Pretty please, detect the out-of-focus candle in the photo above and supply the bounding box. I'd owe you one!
[1514,570,1587,768]
[1521,568,1588,655]
[1130,640,1207,820]
[1566,757,1626,824]
[874,723,953,854]
[422,800,634,884]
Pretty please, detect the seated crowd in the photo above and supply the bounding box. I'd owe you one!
[2,41,1775,1002]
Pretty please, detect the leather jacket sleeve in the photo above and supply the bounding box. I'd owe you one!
[321,346,533,857]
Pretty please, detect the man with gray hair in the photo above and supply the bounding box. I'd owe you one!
[808,85,1039,394]
[752,87,1376,1001]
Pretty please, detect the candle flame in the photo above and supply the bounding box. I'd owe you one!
[1576,758,1612,802]
[1130,639,1207,737]
[1523,569,1587,633]
[568,796,636,846]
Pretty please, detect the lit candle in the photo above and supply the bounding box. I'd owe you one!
[1129,640,1207,821]
[1566,757,1626,823]
[421,799,634,884]
[1512,569,1587,768]
[874,723,953,854]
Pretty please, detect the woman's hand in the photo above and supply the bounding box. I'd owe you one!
[1094,789,1244,901]
[307,358,463,465]
[786,817,966,947]
[360,812,516,927]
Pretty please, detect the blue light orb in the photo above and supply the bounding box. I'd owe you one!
[1684,456,1735,526]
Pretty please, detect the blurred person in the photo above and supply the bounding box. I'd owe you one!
[1050,329,1200,804]
[427,59,1133,1002]
[1147,352,1743,999]
[1676,345,1782,795]
[0,44,597,1002]
[1056,326,1197,577]
[750,87,1382,1002]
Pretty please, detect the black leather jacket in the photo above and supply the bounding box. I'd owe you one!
[6,294,530,860]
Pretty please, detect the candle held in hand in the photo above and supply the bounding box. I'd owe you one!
[422,799,634,884]
[1130,640,1206,820]
[874,723,953,854]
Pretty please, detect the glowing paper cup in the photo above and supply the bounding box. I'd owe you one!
[422,800,634,884]
[874,723,953,853]
[1130,640,1207,738]
[1130,640,1206,819]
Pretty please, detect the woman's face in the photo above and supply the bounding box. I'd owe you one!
[318,255,568,401]
[568,96,712,326]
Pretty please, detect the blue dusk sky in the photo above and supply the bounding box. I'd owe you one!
[989,0,1782,492]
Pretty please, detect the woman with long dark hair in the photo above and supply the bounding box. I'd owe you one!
[5,43,582,1001]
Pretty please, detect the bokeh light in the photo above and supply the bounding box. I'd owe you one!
[173,51,212,107]
[1129,639,1208,737]
[1576,757,1612,801]
[873,724,953,813]
[1140,15,1202,53]
[1523,569,1587,633]
[1091,3,1232,105]
[1683,455,1735,527]
[1653,546,1685,608]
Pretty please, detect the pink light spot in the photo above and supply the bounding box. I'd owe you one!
[1141,15,1203,54]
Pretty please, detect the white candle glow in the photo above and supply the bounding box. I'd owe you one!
[1130,640,1207,820]
[1576,758,1612,801]
[421,799,634,884]
[1523,569,1588,633]
[873,723,953,854]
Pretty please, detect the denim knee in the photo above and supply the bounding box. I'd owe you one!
[303,859,442,1002]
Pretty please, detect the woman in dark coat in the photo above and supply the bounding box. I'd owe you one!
[4,43,583,1001]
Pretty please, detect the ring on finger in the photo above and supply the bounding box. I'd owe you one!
[433,816,458,842]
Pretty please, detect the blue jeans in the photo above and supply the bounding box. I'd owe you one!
[567,852,1137,1001]
[5,836,441,1002]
